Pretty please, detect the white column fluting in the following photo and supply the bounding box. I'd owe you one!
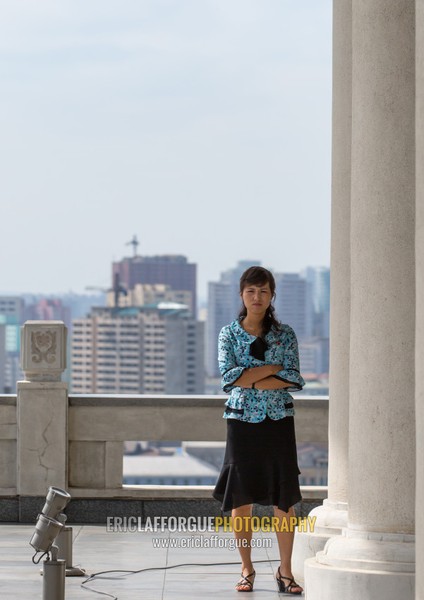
[292,0,351,579]
[304,1,415,598]
[415,1,424,598]
[325,0,351,511]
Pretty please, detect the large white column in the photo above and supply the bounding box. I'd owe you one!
[292,0,351,579]
[415,2,424,599]
[305,2,415,598]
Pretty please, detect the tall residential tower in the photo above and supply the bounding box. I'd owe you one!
[71,304,204,395]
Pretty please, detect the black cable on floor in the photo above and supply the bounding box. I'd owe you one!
[81,557,283,598]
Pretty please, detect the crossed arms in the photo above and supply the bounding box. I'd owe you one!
[234,365,293,390]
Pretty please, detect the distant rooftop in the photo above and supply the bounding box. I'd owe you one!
[120,255,190,264]
[123,453,220,478]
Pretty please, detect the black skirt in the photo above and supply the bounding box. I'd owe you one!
[212,416,302,513]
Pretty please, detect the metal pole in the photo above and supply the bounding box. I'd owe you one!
[56,526,86,576]
[56,527,72,567]
[43,558,65,600]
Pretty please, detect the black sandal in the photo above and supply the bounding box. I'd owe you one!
[276,568,303,595]
[236,570,256,592]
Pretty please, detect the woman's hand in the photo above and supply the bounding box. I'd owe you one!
[234,364,282,388]
[255,377,292,390]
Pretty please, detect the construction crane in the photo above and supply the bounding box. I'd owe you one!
[126,235,139,257]
[85,237,138,306]
[85,273,128,308]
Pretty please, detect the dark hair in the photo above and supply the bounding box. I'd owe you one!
[238,266,281,335]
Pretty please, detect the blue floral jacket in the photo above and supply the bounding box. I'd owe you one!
[218,319,305,423]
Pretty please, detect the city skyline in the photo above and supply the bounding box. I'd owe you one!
[1,263,329,393]
[0,255,330,305]
[1,1,332,299]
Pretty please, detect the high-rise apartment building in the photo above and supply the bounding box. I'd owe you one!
[24,298,71,330]
[0,296,24,393]
[0,297,24,319]
[300,267,330,376]
[206,261,260,377]
[112,255,197,315]
[71,304,204,395]
[303,266,330,338]
[0,324,5,393]
[274,273,313,341]
[206,282,233,378]
[298,340,329,377]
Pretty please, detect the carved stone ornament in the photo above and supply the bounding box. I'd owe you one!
[21,321,67,382]
[31,330,57,364]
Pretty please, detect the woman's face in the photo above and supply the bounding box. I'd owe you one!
[241,281,273,316]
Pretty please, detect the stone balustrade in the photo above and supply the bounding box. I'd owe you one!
[0,393,328,494]
[0,321,328,522]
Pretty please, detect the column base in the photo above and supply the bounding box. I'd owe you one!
[304,528,415,600]
[292,499,348,582]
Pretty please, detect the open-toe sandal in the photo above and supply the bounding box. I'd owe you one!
[276,568,302,595]
[236,570,256,592]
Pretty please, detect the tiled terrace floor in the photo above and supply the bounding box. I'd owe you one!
[0,524,304,599]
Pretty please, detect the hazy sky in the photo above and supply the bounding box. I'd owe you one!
[1,0,332,301]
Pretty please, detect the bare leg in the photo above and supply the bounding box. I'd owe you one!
[273,505,303,594]
[232,504,255,591]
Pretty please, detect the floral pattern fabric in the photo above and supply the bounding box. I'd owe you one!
[218,319,305,423]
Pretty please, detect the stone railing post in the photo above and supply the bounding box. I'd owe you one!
[17,321,68,496]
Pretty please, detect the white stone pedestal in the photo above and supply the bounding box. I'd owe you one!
[292,500,348,582]
[304,529,415,600]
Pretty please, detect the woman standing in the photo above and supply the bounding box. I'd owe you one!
[213,266,304,594]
